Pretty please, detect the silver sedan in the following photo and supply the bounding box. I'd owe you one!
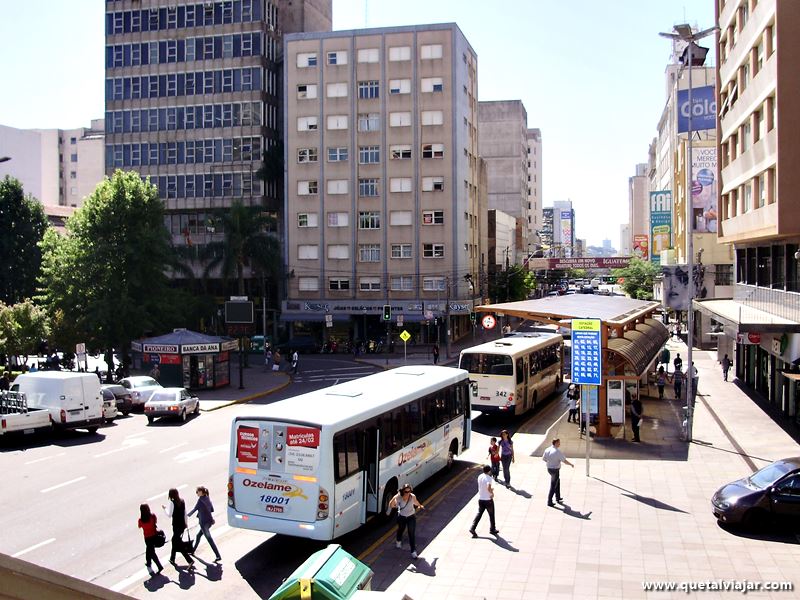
[144,387,200,424]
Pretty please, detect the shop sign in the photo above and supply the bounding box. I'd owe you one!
[182,343,220,354]
[142,344,179,353]
[736,332,761,345]
[221,340,239,351]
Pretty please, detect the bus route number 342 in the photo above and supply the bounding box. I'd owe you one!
[496,390,509,397]
[261,495,291,512]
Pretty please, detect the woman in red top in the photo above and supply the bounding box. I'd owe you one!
[138,503,163,576]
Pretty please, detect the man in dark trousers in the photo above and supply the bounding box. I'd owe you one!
[673,353,683,375]
[720,354,732,381]
[469,465,499,537]
[631,396,643,442]
[543,439,573,506]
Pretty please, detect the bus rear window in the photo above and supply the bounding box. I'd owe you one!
[459,353,513,376]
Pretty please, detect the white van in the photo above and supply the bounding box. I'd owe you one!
[11,372,104,434]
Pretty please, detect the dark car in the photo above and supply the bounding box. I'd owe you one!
[712,457,800,527]
[101,383,134,416]
[276,336,320,354]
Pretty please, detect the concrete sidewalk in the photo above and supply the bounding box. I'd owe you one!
[193,359,291,411]
[380,343,800,599]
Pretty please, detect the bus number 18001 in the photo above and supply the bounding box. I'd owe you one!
[260,495,291,505]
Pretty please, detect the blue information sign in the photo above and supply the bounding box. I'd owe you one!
[571,319,602,385]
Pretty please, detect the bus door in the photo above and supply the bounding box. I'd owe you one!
[523,356,530,411]
[460,383,471,450]
[361,426,380,522]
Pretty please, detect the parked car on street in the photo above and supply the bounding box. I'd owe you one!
[117,376,162,409]
[144,387,200,424]
[101,384,133,416]
[100,388,118,421]
[712,457,800,528]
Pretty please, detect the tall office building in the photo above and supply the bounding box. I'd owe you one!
[627,162,648,256]
[526,128,542,244]
[282,24,482,345]
[545,200,575,257]
[477,100,529,262]
[104,0,331,287]
[696,0,800,423]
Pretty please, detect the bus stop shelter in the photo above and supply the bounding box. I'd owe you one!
[476,295,669,437]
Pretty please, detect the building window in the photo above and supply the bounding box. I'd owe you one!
[329,278,350,291]
[326,115,348,130]
[390,211,413,226]
[326,213,349,228]
[297,148,318,163]
[359,146,380,164]
[390,275,413,291]
[327,50,348,65]
[298,244,319,260]
[421,110,444,126]
[358,80,380,99]
[422,176,445,191]
[390,178,412,193]
[390,145,412,160]
[359,277,381,291]
[326,82,348,98]
[423,243,445,258]
[421,77,444,93]
[358,211,381,229]
[422,143,445,159]
[388,46,411,61]
[715,264,734,287]
[743,181,752,212]
[70,153,78,162]
[297,84,318,99]
[298,180,318,195]
[327,245,349,259]
[389,79,411,94]
[297,52,317,67]
[70,137,77,145]
[358,244,381,262]
[327,179,348,195]
[357,113,380,132]
[359,178,379,197]
[423,277,446,291]
[297,213,319,228]
[391,244,412,259]
[422,210,444,224]
[297,116,318,131]
[389,112,411,127]
[327,146,349,162]
[357,48,379,63]
[420,44,443,59]
[70,171,77,179]
[298,277,319,291]
[757,172,766,208]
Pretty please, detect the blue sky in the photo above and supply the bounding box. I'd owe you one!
[0,0,715,248]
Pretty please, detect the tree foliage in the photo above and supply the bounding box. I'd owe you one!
[0,177,49,304]
[612,257,661,300]
[38,170,175,370]
[490,265,536,303]
[0,300,49,363]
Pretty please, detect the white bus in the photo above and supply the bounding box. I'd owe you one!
[459,333,563,415]
[227,366,471,540]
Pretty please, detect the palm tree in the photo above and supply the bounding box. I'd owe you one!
[199,201,281,295]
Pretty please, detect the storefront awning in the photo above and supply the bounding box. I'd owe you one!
[781,372,800,381]
[694,299,800,334]
[606,318,670,377]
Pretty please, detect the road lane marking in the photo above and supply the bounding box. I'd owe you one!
[12,538,56,558]
[174,444,227,464]
[110,568,150,593]
[124,432,148,439]
[301,366,375,373]
[146,483,187,502]
[40,476,86,493]
[25,453,65,465]
[94,437,148,458]
[159,442,188,454]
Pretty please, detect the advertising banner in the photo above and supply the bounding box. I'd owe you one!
[285,426,321,475]
[560,210,572,246]
[691,146,718,233]
[662,265,690,311]
[649,191,672,265]
[632,235,649,259]
[236,425,259,462]
[677,85,716,133]
[571,319,602,385]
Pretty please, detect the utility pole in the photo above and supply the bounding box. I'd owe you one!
[445,276,451,359]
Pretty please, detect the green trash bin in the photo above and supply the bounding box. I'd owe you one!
[269,544,373,600]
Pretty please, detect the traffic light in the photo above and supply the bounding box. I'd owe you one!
[383,304,391,321]
[470,312,476,323]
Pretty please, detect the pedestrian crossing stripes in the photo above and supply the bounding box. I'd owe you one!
[291,366,377,384]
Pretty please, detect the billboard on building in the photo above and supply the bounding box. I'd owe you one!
[691,146,718,233]
[560,210,572,249]
[649,191,672,265]
[632,235,649,259]
[662,264,710,311]
[677,85,716,133]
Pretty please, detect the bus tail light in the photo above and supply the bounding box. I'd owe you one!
[227,475,235,507]
[317,487,329,520]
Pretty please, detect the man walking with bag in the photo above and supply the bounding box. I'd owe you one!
[543,439,573,507]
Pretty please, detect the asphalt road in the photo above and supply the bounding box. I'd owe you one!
[0,356,566,599]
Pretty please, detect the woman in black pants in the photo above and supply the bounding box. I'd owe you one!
[137,504,163,576]
[163,488,194,569]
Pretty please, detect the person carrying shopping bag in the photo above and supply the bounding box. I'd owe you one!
[163,488,195,570]
[187,486,221,562]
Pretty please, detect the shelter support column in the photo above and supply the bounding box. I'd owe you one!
[597,322,611,437]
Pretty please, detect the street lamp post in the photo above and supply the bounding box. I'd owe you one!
[659,23,717,442]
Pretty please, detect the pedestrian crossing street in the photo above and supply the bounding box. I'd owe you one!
[290,364,379,385]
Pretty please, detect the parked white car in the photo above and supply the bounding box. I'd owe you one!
[144,388,200,424]
[100,388,119,421]
[117,376,163,409]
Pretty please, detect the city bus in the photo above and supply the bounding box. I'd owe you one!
[459,333,563,415]
[227,366,470,540]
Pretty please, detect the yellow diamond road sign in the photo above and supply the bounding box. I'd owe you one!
[399,330,411,342]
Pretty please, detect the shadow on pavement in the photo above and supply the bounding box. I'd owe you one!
[718,520,800,545]
[690,439,773,463]
[489,535,520,552]
[593,477,689,513]
[557,503,593,520]
[0,429,107,452]
[406,556,438,576]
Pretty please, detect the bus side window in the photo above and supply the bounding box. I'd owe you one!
[346,429,361,474]
[516,358,524,384]
[334,433,347,481]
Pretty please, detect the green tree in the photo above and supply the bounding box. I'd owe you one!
[490,265,536,303]
[200,201,281,295]
[0,177,49,304]
[38,170,175,376]
[612,257,661,300]
[0,300,49,364]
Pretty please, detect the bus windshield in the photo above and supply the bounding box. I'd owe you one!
[459,353,513,376]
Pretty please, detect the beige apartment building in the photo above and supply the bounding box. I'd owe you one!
[696,0,800,424]
[526,128,543,246]
[282,24,482,347]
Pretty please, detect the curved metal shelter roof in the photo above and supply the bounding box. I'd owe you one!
[476,295,660,327]
[606,318,670,377]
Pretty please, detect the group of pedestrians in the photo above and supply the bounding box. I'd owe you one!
[263,347,300,375]
[137,486,221,577]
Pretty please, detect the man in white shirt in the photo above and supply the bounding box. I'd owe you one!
[469,465,499,537]
[291,350,299,375]
[542,438,573,507]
